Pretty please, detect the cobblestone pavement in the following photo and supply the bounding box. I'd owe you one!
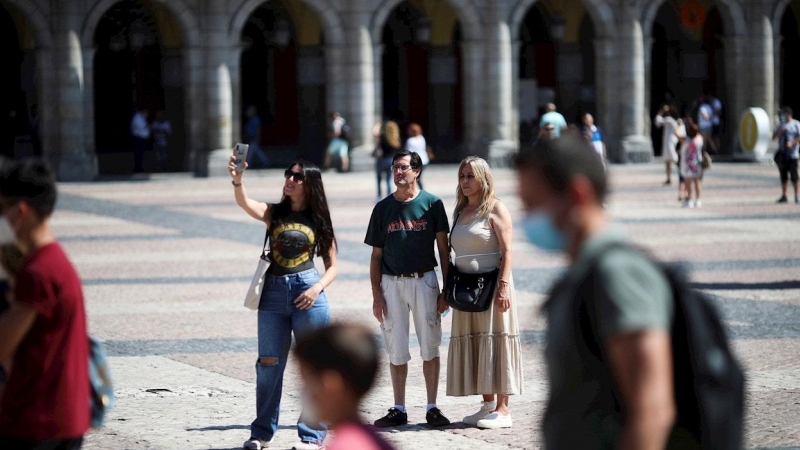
[60,161,799,450]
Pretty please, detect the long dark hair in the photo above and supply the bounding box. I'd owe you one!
[271,160,337,258]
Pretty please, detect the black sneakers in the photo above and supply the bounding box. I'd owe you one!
[425,407,450,427]
[374,407,408,428]
[777,195,789,203]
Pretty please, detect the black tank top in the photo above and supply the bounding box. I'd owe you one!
[266,208,317,275]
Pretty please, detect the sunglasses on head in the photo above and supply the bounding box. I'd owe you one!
[284,169,305,182]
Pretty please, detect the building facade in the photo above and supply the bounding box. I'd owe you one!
[1,0,798,179]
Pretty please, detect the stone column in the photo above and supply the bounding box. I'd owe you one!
[616,16,652,163]
[594,37,616,155]
[511,40,521,145]
[428,45,457,157]
[339,5,375,171]
[35,47,56,163]
[460,40,484,159]
[750,15,774,119]
[54,5,96,180]
[485,19,516,166]
[773,34,783,117]
[201,0,234,177]
[724,35,748,151]
[297,45,327,164]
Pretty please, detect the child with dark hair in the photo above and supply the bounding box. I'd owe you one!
[294,323,395,450]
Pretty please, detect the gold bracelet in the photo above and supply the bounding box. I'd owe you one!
[232,180,242,187]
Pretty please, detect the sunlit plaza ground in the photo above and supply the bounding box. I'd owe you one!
[58,161,800,449]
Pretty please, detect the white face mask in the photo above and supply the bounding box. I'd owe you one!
[0,218,17,245]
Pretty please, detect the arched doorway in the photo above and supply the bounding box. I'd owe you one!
[240,0,326,167]
[780,1,800,115]
[93,0,187,174]
[0,3,38,159]
[518,0,597,143]
[649,1,727,155]
[381,0,463,162]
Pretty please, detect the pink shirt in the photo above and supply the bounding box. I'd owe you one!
[327,422,394,450]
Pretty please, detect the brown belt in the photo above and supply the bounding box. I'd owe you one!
[396,269,432,278]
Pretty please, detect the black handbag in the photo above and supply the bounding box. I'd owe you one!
[443,213,499,312]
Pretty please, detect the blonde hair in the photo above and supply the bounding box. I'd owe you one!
[383,121,401,148]
[454,156,495,220]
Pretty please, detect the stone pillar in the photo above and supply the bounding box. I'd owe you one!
[773,34,783,117]
[201,1,234,177]
[511,40,521,145]
[555,42,582,122]
[339,5,375,172]
[750,15,774,119]
[485,19,516,166]
[54,6,96,180]
[461,40,484,159]
[616,16,652,163]
[724,35,748,152]
[35,47,56,163]
[184,46,204,170]
[594,37,616,154]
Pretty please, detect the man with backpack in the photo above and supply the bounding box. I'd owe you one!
[0,160,90,449]
[514,135,743,449]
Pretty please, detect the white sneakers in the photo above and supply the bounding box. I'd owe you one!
[462,401,496,426]
[477,412,513,429]
[292,441,325,450]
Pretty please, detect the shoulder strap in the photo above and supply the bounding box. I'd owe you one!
[448,211,459,257]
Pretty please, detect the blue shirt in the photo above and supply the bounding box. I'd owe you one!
[540,112,568,138]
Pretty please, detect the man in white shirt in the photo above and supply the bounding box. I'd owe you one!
[697,97,717,154]
[539,104,568,139]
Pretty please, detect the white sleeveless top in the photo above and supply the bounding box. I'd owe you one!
[450,214,501,275]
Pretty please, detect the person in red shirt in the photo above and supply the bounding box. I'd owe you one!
[0,160,90,450]
[294,323,396,450]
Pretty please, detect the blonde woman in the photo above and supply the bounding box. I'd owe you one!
[446,157,523,429]
[374,120,401,200]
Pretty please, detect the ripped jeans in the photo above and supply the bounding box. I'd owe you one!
[252,268,330,443]
[379,271,442,366]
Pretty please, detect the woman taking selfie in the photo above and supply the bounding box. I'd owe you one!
[229,156,338,450]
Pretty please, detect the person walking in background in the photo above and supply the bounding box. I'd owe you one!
[151,110,172,172]
[710,95,723,151]
[655,104,680,185]
[446,157,523,429]
[405,123,429,189]
[0,160,91,449]
[365,150,451,429]
[581,113,606,167]
[679,122,704,208]
[130,106,150,173]
[374,121,401,201]
[538,103,567,139]
[244,105,269,169]
[325,112,349,173]
[294,323,396,450]
[229,157,338,450]
[697,96,717,155]
[515,136,676,450]
[772,106,800,204]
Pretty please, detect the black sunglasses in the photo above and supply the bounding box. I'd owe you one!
[284,169,305,182]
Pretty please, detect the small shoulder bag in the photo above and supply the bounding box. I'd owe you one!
[244,228,270,310]
[443,212,499,312]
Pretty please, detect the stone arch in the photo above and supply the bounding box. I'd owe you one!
[370,0,483,43]
[81,0,201,49]
[773,0,794,32]
[508,0,616,40]
[642,0,747,38]
[229,0,344,45]
[1,0,53,47]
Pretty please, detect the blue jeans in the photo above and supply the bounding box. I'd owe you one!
[252,268,330,444]
[375,156,393,198]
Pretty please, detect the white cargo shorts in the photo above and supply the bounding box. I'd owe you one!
[379,271,442,366]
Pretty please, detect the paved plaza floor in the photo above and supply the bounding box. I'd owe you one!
[58,161,800,449]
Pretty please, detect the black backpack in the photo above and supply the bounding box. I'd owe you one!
[579,243,745,449]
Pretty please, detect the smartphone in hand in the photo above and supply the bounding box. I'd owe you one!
[234,144,249,172]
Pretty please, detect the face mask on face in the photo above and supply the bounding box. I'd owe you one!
[522,211,566,252]
[0,218,17,245]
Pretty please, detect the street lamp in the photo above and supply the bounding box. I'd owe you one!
[415,17,432,44]
[550,14,566,43]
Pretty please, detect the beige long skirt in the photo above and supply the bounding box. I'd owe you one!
[445,276,524,396]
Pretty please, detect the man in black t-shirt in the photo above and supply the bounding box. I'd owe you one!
[364,150,451,428]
